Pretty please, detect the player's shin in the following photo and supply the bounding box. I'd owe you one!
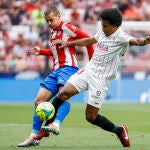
[43,101,70,135]
[31,108,43,136]
[44,97,64,125]
[42,98,70,135]
[51,97,64,110]
[53,101,71,125]
[91,114,122,135]
[45,100,70,126]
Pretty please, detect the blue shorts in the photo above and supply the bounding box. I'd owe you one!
[40,66,78,96]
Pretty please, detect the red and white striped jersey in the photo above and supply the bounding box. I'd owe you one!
[40,21,93,70]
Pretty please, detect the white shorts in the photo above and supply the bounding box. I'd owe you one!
[68,68,110,108]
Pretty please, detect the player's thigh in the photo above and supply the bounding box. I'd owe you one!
[58,68,88,100]
[67,68,88,93]
[87,77,110,109]
[35,87,53,106]
[58,86,71,102]
[57,66,78,87]
[57,66,79,101]
[58,82,79,100]
[41,71,59,96]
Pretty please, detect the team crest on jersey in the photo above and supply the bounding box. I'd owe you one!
[97,43,108,52]
[113,36,117,40]
[57,30,61,35]
[71,25,76,32]
[51,32,57,39]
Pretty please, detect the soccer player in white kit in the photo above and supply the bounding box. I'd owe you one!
[42,8,150,147]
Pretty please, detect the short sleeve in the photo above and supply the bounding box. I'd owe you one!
[94,29,103,41]
[121,31,134,44]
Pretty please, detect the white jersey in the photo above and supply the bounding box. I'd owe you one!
[86,28,133,79]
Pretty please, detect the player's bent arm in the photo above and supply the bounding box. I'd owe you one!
[129,36,150,46]
[73,27,94,60]
[66,37,97,47]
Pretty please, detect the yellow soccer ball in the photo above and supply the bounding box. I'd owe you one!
[36,102,55,121]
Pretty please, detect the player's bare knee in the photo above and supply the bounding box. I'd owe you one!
[34,98,40,106]
[34,97,46,106]
[85,114,95,123]
[58,89,70,100]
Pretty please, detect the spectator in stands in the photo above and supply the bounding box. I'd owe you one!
[24,25,39,43]
[83,4,97,23]
[143,0,150,20]
[21,10,34,26]
[31,7,46,27]
[9,9,22,25]
[93,1,102,17]
[11,40,27,72]
[102,0,114,9]
[61,0,76,8]
[122,3,142,20]
[0,0,9,9]
[38,24,49,41]
[0,45,6,71]
[130,0,146,20]
[70,7,81,28]
[1,27,9,41]
[0,9,11,28]
[118,0,130,14]
[24,0,39,12]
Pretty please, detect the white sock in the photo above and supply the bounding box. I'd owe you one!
[53,120,61,127]
[30,132,37,137]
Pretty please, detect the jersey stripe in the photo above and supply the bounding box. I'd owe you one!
[50,21,93,70]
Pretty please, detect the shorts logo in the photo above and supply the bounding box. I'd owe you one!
[94,102,100,105]
[59,80,64,83]
[96,91,101,96]
[91,95,98,99]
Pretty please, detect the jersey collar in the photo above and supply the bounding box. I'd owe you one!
[53,21,64,31]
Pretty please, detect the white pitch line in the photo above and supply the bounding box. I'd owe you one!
[0,123,30,127]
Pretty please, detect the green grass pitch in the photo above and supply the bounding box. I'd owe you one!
[0,103,150,150]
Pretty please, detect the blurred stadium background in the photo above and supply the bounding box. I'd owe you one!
[0,0,150,103]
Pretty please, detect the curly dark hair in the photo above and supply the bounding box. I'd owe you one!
[100,8,122,27]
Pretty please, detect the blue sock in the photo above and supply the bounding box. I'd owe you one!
[54,101,70,125]
[32,107,43,134]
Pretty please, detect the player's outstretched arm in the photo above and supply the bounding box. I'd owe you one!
[129,36,150,46]
[28,47,40,55]
[28,47,53,56]
[53,37,97,49]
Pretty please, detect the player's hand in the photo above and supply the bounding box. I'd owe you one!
[145,36,150,44]
[27,47,40,55]
[52,39,68,48]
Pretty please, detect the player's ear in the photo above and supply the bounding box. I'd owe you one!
[57,13,61,18]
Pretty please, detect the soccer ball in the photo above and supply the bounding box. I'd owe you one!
[36,102,55,121]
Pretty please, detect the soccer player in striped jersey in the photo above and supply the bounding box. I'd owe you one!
[17,5,94,147]
[42,8,150,147]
